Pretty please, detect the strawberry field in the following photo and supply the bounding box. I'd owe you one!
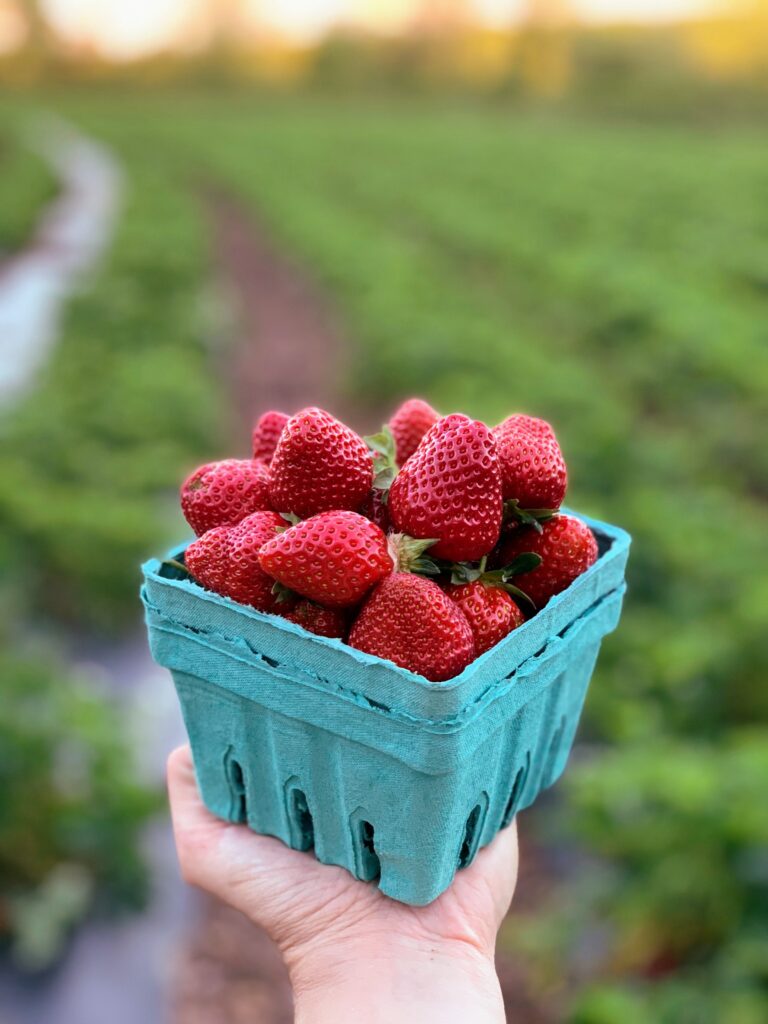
[1,94,767,1020]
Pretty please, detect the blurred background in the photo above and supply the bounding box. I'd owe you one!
[1,2,767,1022]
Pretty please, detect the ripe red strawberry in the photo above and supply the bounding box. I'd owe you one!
[495,514,598,608]
[181,459,272,537]
[348,573,475,682]
[388,397,440,465]
[268,407,373,519]
[185,511,287,612]
[226,512,293,611]
[259,510,393,609]
[388,413,502,562]
[493,414,567,511]
[280,601,347,639]
[444,581,524,655]
[184,525,231,593]
[252,410,289,462]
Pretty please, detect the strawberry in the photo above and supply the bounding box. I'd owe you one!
[388,413,502,562]
[388,397,440,465]
[280,601,347,639]
[181,459,272,537]
[495,514,598,608]
[252,410,289,462]
[259,510,393,609]
[184,525,230,593]
[444,581,524,655]
[348,573,475,682]
[185,511,287,612]
[226,512,293,611]
[268,407,373,519]
[493,414,567,513]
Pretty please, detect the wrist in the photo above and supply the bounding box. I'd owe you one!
[287,935,505,1024]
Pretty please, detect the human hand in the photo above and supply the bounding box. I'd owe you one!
[168,744,518,1023]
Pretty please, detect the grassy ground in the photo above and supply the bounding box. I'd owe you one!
[0,128,56,254]
[1,92,766,1019]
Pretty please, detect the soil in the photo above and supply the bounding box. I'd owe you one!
[172,901,293,1024]
[203,187,384,439]
[172,190,555,1024]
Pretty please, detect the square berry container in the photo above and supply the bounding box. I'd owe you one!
[141,510,630,906]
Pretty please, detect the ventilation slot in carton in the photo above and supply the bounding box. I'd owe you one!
[285,782,315,851]
[355,819,381,882]
[501,754,529,828]
[224,750,247,823]
[458,803,483,868]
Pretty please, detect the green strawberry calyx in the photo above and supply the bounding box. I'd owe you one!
[387,533,441,577]
[450,552,542,610]
[503,499,559,534]
[364,424,398,493]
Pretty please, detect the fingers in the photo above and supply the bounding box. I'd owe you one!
[476,817,519,888]
[166,744,200,820]
[478,818,519,921]
[166,744,221,889]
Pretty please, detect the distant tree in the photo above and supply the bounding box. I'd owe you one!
[193,0,255,81]
[514,0,575,97]
[410,0,472,35]
[6,0,53,79]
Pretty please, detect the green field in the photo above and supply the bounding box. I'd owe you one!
[0,128,55,253]
[1,94,766,1017]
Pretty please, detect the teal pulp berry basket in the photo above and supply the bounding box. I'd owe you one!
[142,510,630,906]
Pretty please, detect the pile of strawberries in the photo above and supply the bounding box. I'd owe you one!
[177,400,598,682]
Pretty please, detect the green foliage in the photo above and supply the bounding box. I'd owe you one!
[0,646,161,968]
[0,130,56,253]
[507,733,768,1018]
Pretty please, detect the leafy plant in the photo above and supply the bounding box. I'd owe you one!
[0,130,56,254]
[0,646,162,969]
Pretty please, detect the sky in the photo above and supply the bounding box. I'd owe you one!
[36,0,723,59]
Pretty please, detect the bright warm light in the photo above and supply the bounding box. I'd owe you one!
[43,0,193,58]
[0,0,26,53]
[253,0,345,42]
[39,0,726,58]
[574,0,720,23]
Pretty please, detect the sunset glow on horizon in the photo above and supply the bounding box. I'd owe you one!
[37,0,725,59]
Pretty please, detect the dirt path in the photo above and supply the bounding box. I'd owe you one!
[203,188,383,438]
[0,119,120,407]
